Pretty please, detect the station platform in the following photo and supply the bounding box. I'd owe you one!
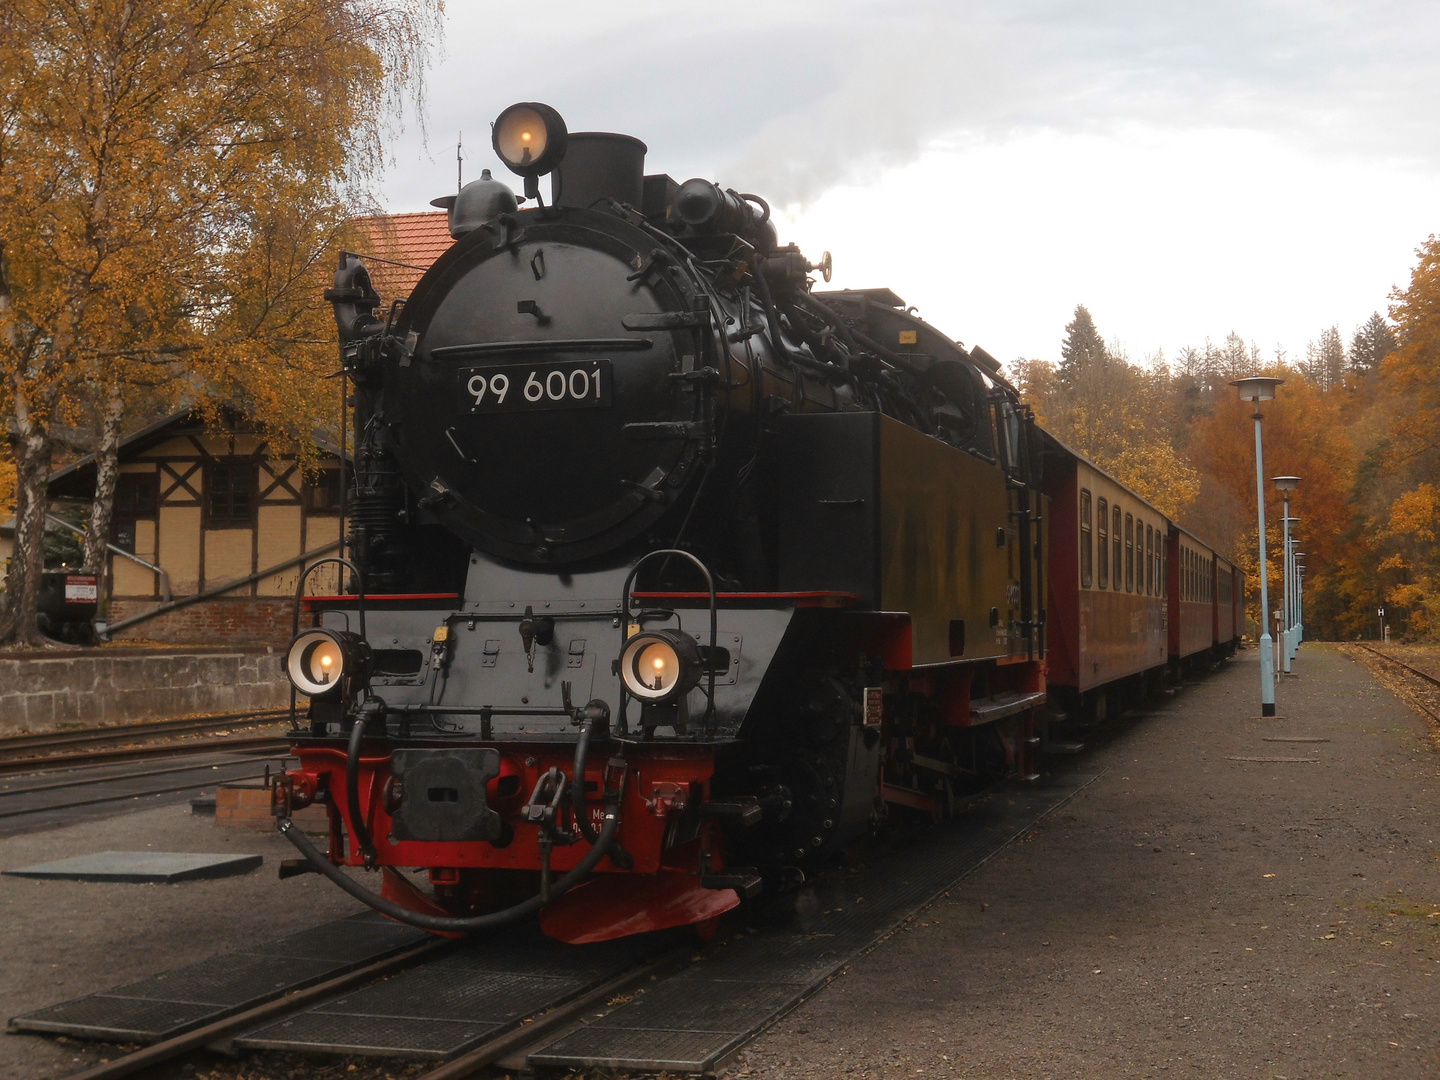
[2,643,1438,1079]
[735,644,1440,1078]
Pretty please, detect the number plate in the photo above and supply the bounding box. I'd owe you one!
[461,359,612,413]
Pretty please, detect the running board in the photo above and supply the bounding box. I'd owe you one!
[970,690,1047,724]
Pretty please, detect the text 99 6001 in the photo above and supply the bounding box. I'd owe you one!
[460,359,612,414]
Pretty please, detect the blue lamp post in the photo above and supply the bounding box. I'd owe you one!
[1234,377,1284,716]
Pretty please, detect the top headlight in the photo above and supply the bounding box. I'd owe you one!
[492,102,568,178]
[619,629,701,702]
[285,628,369,699]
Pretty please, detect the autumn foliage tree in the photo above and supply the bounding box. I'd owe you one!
[0,0,440,644]
[1021,305,1200,521]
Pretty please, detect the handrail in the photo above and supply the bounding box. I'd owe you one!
[103,540,342,637]
[44,514,173,602]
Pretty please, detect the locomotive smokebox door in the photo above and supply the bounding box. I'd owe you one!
[389,749,502,842]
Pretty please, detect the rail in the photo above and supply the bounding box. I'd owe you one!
[1354,644,1440,723]
[0,733,287,776]
[45,514,173,602]
[103,539,341,637]
[0,708,288,756]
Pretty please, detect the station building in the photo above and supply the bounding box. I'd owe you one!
[0,211,454,646]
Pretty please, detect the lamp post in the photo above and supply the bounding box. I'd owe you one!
[1291,551,1306,650]
[1234,377,1284,716]
[1274,478,1300,675]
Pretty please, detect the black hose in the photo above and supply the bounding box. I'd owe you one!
[277,810,620,933]
[572,719,600,845]
[346,718,377,867]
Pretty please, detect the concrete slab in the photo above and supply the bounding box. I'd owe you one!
[3,850,262,883]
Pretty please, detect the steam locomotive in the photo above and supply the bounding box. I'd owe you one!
[273,103,1234,944]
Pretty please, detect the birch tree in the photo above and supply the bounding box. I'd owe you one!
[0,0,441,644]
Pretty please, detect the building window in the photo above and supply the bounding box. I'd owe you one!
[1097,498,1109,589]
[114,473,158,517]
[1125,513,1134,592]
[206,460,256,527]
[110,473,158,553]
[1079,489,1093,588]
[305,467,344,513]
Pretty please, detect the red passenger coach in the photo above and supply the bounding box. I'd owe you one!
[1168,527,1213,670]
[1043,441,1168,717]
[1214,555,1242,655]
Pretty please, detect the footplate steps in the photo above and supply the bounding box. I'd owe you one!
[527,771,1101,1076]
[9,912,431,1044]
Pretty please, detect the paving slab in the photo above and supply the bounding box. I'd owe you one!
[3,850,262,883]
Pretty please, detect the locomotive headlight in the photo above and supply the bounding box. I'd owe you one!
[619,629,702,703]
[492,102,568,177]
[284,628,371,700]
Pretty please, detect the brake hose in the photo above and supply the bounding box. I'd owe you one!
[277,808,619,933]
[345,718,378,867]
[571,718,600,845]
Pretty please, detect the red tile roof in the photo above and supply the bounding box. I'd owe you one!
[352,211,453,301]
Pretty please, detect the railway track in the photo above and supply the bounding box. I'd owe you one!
[0,711,296,831]
[0,754,280,825]
[0,710,291,777]
[14,770,1100,1079]
[1354,644,1440,723]
[62,940,685,1080]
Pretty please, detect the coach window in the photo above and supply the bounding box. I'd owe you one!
[1145,525,1153,594]
[1097,498,1109,589]
[1135,518,1143,592]
[1079,489,1093,588]
[1112,506,1122,591]
[1161,536,1168,596]
[1125,513,1134,591]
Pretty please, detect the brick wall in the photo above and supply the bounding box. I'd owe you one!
[106,598,296,647]
[0,646,290,736]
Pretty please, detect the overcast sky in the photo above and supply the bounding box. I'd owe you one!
[377,0,1440,369]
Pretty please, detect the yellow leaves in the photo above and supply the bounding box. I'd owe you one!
[1104,441,1201,521]
[1386,485,1440,544]
[0,458,14,521]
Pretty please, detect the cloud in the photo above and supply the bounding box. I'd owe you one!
[383,1,1440,211]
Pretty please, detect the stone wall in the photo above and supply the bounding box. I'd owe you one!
[0,646,289,736]
[105,598,295,647]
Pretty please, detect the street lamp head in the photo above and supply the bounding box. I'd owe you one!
[1272,475,1301,490]
[1233,376,1284,401]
